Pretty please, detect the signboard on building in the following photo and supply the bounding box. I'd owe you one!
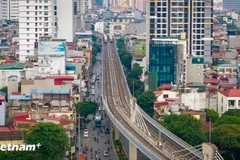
[114,26,121,36]
[38,41,66,55]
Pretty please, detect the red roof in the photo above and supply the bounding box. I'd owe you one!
[83,49,91,52]
[45,76,74,80]
[185,111,198,115]
[207,87,218,92]
[165,98,177,102]
[209,72,218,76]
[0,96,5,102]
[73,56,83,58]
[220,89,240,97]
[201,122,214,132]
[154,101,169,109]
[204,78,218,84]
[15,119,36,126]
[12,92,21,95]
[14,112,30,119]
[0,127,11,132]
[220,84,238,88]
[219,77,228,81]
[133,55,143,59]
[157,84,172,90]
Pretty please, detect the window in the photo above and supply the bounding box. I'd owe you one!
[163,94,168,98]
[27,39,29,42]
[27,17,29,20]
[27,12,29,14]
[27,50,30,53]
[44,17,48,21]
[27,0,29,3]
[27,28,29,31]
[197,73,201,76]
[197,66,201,69]
[27,23,29,25]
[26,6,29,9]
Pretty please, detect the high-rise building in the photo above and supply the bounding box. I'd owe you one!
[19,0,73,62]
[147,0,213,63]
[146,0,213,87]
[1,0,19,20]
[223,0,240,11]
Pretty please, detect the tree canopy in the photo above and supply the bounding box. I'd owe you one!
[128,63,143,79]
[204,108,219,123]
[214,116,240,127]
[161,114,207,146]
[75,100,98,118]
[137,90,156,117]
[223,109,240,117]
[26,122,69,160]
[117,38,132,70]
[208,124,240,159]
[0,86,7,100]
[127,78,144,96]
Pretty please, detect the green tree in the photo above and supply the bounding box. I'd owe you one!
[137,90,156,117]
[26,122,69,160]
[128,63,142,79]
[121,54,132,70]
[208,124,240,159]
[18,82,21,92]
[161,114,207,146]
[134,88,144,99]
[204,108,219,123]
[215,116,240,127]
[223,109,240,117]
[127,78,144,95]
[0,86,7,100]
[75,100,98,118]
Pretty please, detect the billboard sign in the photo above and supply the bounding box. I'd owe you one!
[38,41,66,55]
[114,25,121,36]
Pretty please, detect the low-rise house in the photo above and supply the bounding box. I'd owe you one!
[0,127,23,145]
[217,89,240,116]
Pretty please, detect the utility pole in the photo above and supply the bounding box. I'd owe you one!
[133,79,135,97]
[209,118,211,143]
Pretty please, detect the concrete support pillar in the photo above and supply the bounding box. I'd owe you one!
[129,141,137,160]
[202,143,218,160]
[114,127,120,140]
[130,97,136,123]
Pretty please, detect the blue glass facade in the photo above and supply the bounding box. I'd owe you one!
[149,41,177,87]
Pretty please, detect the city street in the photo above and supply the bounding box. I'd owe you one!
[79,52,118,160]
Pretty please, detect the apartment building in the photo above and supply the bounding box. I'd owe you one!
[1,0,19,20]
[146,0,213,64]
[19,0,73,62]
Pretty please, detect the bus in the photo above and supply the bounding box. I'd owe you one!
[95,116,102,127]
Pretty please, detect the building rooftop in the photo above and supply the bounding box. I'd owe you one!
[0,62,25,70]
[220,89,240,97]
[30,89,70,94]
[218,63,238,67]
[45,76,74,80]
[14,112,30,119]
[154,101,169,109]
[204,78,219,84]
[220,84,238,88]
[9,95,32,100]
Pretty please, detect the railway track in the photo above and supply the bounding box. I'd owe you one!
[103,41,171,160]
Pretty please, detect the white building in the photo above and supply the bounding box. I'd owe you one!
[57,0,74,42]
[19,0,73,62]
[94,21,104,33]
[1,0,19,20]
[217,90,240,116]
[0,95,6,126]
[35,39,66,77]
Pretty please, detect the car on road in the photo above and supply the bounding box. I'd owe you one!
[104,151,110,157]
[91,85,95,89]
[105,128,110,134]
[83,129,88,138]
